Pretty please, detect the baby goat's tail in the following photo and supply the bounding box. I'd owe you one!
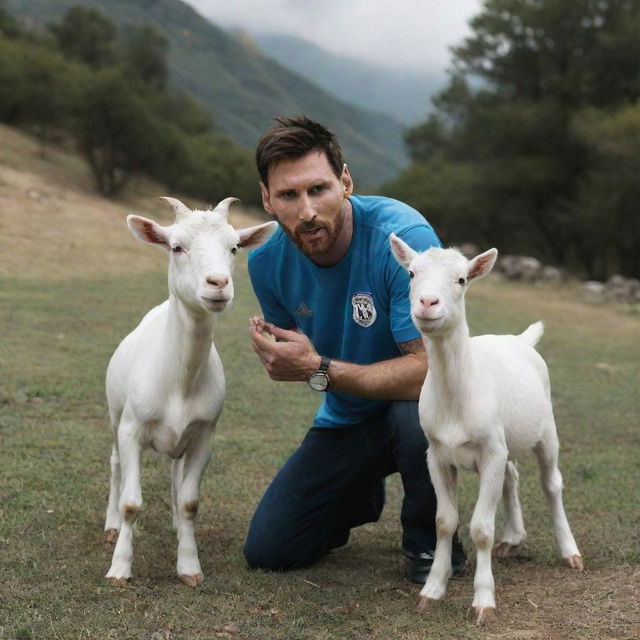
[519,321,544,347]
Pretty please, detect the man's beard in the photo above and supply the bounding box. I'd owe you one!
[280,208,346,257]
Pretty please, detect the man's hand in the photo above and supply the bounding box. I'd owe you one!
[249,317,321,382]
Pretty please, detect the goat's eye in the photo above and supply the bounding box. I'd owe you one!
[458,277,466,285]
[171,245,183,254]
[408,270,415,279]
[231,246,238,254]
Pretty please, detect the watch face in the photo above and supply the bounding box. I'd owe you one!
[309,373,328,391]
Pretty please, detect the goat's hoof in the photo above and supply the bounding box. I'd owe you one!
[469,606,496,626]
[565,554,583,571]
[105,529,119,544]
[493,541,519,558]
[417,595,439,612]
[106,576,130,588]
[179,573,204,587]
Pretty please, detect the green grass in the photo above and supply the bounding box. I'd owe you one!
[1,264,639,640]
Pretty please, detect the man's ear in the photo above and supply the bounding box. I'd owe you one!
[260,182,275,216]
[341,163,353,198]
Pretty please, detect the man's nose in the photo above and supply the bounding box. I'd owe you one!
[298,194,316,222]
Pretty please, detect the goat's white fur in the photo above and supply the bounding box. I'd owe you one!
[104,197,276,585]
[389,236,582,624]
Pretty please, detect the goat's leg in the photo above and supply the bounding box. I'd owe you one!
[105,443,121,543]
[493,460,526,557]
[418,448,458,608]
[469,446,508,625]
[105,418,142,584]
[175,427,213,586]
[534,426,582,570]
[171,456,185,529]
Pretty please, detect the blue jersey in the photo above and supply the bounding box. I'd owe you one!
[248,194,441,427]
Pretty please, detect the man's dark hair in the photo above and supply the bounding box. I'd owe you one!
[256,116,345,188]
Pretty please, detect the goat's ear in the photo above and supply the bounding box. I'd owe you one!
[237,220,278,250]
[127,215,170,248]
[389,233,417,269]
[467,248,498,281]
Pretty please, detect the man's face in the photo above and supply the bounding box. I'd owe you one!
[260,151,353,258]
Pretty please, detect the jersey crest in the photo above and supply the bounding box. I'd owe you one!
[351,292,377,328]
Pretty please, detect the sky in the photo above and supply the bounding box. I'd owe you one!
[183,0,484,75]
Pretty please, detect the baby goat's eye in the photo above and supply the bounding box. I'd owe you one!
[408,270,415,279]
[171,244,183,254]
[458,277,466,285]
[231,246,238,255]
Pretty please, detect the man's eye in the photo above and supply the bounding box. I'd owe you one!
[310,185,325,194]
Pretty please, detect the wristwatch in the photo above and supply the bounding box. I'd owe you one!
[308,356,331,392]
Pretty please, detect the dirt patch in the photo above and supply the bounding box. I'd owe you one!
[0,125,264,282]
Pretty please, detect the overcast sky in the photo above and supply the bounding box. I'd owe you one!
[183,0,484,74]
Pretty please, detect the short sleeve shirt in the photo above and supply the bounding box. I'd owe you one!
[248,194,441,427]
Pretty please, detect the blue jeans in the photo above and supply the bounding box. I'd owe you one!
[243,400,438,570]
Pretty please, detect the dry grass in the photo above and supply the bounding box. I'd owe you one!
[1,125,639,640]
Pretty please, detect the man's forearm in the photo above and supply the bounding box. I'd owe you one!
[326,352,427,401]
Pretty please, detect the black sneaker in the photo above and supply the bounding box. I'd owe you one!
[403,539,467,585]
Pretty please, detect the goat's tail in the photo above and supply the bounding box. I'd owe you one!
[519,321,544,346]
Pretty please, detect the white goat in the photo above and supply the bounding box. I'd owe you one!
[104,197,276,586]
[389,236,582,625]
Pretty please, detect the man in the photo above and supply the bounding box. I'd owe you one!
[244,116,465,583]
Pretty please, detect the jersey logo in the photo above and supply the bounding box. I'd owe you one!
[295,301,313,317]
[351,292,377,328]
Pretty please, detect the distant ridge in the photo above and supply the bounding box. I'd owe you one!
[254,32,443,126]
[7,0,408,187]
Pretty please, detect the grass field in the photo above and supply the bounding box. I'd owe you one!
[1,126,639,639]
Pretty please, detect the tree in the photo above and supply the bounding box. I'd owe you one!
[385,0,640,277]
[48,6,116,68]
[123,24,169,90]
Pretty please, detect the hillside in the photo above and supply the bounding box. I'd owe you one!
[6,0,408,188]
[0,124,260,282]
[254,33,444,125]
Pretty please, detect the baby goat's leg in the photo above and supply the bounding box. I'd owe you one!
[105,443,122,542]
[494,460,526,557]
[175,426,213,586]
[106,417,143,583]
[469,445,508,625]
[419,448,458,608]
[171,456,185,529]
[534,426,582,570]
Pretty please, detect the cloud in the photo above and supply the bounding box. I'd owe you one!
[184,0,482,74]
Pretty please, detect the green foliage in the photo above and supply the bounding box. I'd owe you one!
[0,4,262,202]
[386,0,640,279]
[48,5,116,68]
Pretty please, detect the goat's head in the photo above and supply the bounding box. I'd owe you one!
[390,234,497,335]
[127,197,277,313]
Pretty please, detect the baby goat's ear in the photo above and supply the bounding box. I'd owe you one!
[467,248,498,281]
[237,220,278,250]
[389,233,418,269]
[127,215,170,249]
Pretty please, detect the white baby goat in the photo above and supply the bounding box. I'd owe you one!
[104,196,276,586]
[389,236,582,624]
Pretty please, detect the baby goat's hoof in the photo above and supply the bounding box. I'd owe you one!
[565,554,583,571]
[105,529,119,544]
[469,606,496,626]
[106,576,130,588]
[493,541,519,558]
[179,573,204,587]
[417,595,439,612]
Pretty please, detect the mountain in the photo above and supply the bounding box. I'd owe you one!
[254,33,444,126]
[6,0,408,187]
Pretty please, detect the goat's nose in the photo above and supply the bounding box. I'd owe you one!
[206,275,229,288]
[419,295,439,307]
